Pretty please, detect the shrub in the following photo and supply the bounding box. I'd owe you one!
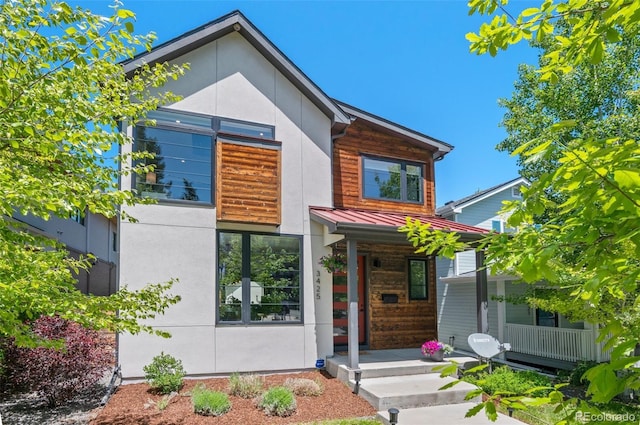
[283,377,323,396]
[257,386,297,417]
[191,383,231,416]
[228,372,263,398]
[143,352,186,394]
[2,316,112,407]
[464,366,552,397]
[568,361,597,386]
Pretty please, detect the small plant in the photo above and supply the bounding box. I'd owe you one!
[191,383,231,416]
[284,377,323,396]
[2,316,112,407]
[463,366,552,397]
[318,252,347,273]
[421,340,453,356]
[144,392,176,411]
[257,386,297,417]
[228,372,263,398]
[143,352,186,394]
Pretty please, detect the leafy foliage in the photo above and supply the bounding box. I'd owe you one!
[0,0,185,346]
[191,383,231,416]
[228,373,263,398]
[467,0,640,82]
[143,352,186,394]
[257,386,297,417]
[463,366,552,397]
[402,0,640,411]
[1,316,112,407]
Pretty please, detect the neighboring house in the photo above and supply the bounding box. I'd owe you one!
[436,177,609,369]
[117,10,488,379]
[13,210,118,296]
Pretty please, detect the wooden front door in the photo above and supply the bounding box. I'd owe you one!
[333,255,366,346]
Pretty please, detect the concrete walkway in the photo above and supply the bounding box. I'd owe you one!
[326,349,523,425]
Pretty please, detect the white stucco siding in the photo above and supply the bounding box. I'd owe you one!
[118,212,216,327]
[118,32,334,377]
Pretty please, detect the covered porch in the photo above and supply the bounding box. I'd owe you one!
[310,206,489,371]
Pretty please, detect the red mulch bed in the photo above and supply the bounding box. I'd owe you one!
[91,370,377,425]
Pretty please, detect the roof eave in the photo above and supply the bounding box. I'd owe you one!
[123,11,351,128]
[335,100,453,159]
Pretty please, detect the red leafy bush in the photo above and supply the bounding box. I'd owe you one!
[2,316,112,406]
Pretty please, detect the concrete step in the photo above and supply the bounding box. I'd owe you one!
[327,355,479,382]
[376,403,524,425]
[354,373,480,411]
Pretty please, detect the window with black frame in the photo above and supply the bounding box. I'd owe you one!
[217,231,301,324]
[362,156,423,203]
[408,258,428,300]
[133,110,213,203]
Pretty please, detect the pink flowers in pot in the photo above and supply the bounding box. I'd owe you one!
[421,340,453,356]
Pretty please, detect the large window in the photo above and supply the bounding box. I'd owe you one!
[217,231,302,324]
[362,156,423,203]
[134,110,214,203]
[133,110,276,204]
[408,259,429,300]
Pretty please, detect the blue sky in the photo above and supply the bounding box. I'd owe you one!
[76,0,539,206]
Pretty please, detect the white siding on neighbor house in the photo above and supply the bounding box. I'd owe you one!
[505,282,585,330]
[118,32,334,378]
[505,283,532,325]
[436,280,500,353]
[454,187,516,274]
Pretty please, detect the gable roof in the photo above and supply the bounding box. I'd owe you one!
[335,100,453,160]
[121,10,351,133]
[436,177,529,216]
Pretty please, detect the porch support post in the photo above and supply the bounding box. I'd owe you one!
[476,250,489,333]
[496,279,506,359]
[346,239,359,369]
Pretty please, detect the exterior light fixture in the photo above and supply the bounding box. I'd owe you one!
[388,407,399,425]
[352,369,362,394]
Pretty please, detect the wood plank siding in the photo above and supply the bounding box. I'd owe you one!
[333,120,436,215]
[216,140,281,225]
[338,242,438,349]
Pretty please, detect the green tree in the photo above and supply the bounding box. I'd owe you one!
[0,0,187,346]
[402,0,640,419]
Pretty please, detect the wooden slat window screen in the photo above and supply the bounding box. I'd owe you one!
[216,139,281,225]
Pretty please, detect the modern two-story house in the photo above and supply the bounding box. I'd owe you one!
[117,10,488,378]
[436,178,610,369]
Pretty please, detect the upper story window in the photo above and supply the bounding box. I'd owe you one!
[512,186,523,198]
[70,208,85,225]
[362,156,423,203]
[133,109,275,205]
[134,110,214,203]
[491,220,502,232]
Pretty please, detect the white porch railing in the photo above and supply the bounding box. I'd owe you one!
[504,324,594,363]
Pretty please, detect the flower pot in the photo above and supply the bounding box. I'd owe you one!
[428,349,445,362]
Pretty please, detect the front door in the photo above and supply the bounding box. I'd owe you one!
[333,255,366,346]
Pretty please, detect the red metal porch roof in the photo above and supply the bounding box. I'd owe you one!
[309,206,489,236]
